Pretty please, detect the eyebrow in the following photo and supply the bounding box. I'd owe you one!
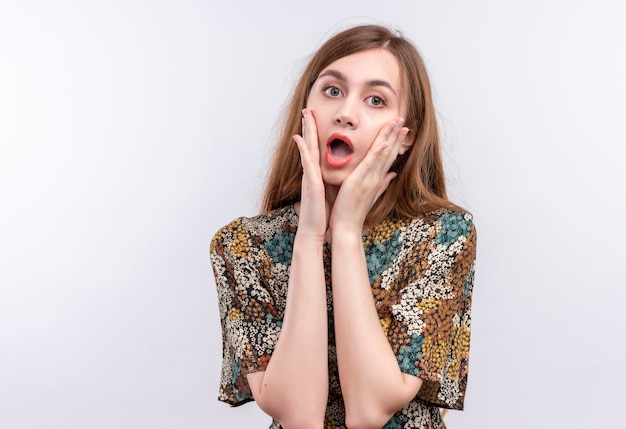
[318,69,398,97]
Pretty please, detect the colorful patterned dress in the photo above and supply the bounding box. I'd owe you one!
[210,205,476,429]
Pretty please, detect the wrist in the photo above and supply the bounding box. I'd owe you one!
[294,230,327,247]
[329,224,363,242]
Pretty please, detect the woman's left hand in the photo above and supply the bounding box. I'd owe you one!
[329,117,410,235]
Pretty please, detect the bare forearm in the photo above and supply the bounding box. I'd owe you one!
[331,231,421,428]
[251,234,328,427]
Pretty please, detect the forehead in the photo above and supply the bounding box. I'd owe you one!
[319,48,402,88]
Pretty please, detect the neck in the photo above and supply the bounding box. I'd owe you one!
[324,183,340,211]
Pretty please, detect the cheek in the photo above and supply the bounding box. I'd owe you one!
[358,118,395,149]
[305,89,325,110]
[365,118,392,139]
[359,126,382,150]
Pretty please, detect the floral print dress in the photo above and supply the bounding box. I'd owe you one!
[210,205,477,429]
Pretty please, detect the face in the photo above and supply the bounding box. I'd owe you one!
[306,48,408,188]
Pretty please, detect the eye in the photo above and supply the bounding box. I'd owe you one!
[367,95,386,107]
[324,86,342,97]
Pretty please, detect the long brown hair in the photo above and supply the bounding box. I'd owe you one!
[261,25,458,224]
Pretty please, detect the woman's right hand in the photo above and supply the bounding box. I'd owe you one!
[293,109,329,241]
[249,108,330,427]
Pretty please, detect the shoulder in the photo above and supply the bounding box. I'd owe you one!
[380,209,476,258]
[210,205,298,258]
[410,209,476,272]
[415,209,476,244]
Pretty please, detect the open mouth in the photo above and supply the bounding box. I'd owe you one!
[329,138,354,158]
[327,133,354,159]
[326,133,354,168]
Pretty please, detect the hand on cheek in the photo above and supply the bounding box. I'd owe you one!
[293,109,329,240]
[330,117,410,234]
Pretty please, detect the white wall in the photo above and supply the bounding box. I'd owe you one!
[1,1,625,428]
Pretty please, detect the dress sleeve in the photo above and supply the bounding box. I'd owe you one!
[387,211,477,410]
[210,218,283,406]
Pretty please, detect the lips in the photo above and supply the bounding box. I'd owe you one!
[326,133,354,168]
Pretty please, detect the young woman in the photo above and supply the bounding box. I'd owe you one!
[210,25,477,429]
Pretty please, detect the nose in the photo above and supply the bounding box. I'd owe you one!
[334,113,356,128]
[334,100,358,128]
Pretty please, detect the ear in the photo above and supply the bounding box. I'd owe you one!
[398,128,416,155]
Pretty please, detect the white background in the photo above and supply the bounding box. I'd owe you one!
[1,1,625,428]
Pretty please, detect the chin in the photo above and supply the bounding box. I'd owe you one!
[321,169,349,187]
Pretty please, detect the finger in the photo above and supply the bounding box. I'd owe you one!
[373,172,398,202]
[378,121,411,172]
[377,117,405,149]
[302,109,320,153]
[385,120,408,154]
[297,109,321,174]
[361,119,406,175]
[293,134,314,170]
[398,126,410,145]
[378,125,409,169]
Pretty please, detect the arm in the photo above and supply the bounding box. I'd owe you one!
[247,236,328,428]
[332,211,477,427]
[330,119,421,429]
[246,109,329,429]
[331,231,423,429]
